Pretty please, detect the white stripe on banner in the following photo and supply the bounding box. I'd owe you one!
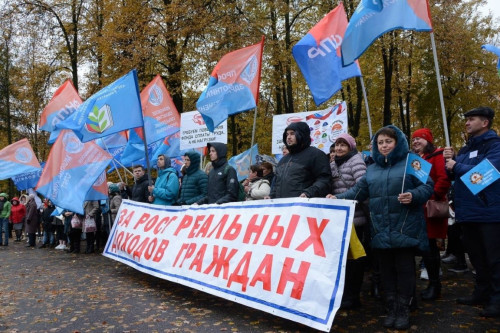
[103,198,355,331]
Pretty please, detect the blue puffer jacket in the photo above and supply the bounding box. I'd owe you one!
[177,151,208,205]
[336,126,433,251]
[152,167,179,205]
[450,129,500,223]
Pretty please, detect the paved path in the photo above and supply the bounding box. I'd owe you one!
[0,240,499,332]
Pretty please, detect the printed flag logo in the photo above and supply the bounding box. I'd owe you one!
[405,152,432,184]
[86,104,114,133]
[0,139,42,180]
[460,159,500,195]
[196,37,264,132]
[292,3,362,106]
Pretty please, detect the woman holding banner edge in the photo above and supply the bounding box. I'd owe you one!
[330,125,433,330]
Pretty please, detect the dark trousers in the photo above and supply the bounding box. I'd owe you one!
[69,229,82,252]
[447,223,467,264]
[28,233,36,246]
[461,222,500,304]
[377,247,416,298]
[422,238,441,282]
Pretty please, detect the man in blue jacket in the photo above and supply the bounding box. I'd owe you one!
[444,106,500,318]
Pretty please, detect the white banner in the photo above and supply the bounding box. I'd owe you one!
[271,102,348,154]
[180,110,227,150]
[103,198,355,332]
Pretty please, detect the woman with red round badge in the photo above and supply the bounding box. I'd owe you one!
[411,128,451,301]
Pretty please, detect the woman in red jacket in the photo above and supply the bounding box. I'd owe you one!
[412,128,451,300]
[10,197,26,242]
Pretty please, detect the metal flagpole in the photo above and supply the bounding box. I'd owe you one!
[359,76,373,140]
[430,32,450,147]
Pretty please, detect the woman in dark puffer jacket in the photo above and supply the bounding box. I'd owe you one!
[334,125,433,330]
[177,151,208,205]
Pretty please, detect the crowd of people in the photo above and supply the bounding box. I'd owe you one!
[0,106,499,329]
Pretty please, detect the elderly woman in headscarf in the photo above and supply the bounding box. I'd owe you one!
[148,154,179,205]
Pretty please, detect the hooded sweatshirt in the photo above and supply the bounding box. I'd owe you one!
[0,193,12,218]
[271,122,331,198]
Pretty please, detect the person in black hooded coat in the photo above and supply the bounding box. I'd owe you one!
[197,142,239,204]
[270,121,331,198]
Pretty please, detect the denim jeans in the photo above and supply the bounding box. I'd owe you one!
[0,218,9,245]
[42,230,55,245]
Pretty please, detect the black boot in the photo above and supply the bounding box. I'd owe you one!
[383,293,397,328]
[421,279,441,300]
[394,296,411,330]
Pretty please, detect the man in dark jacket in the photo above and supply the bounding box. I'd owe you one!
[130,165,150,203]
[444,106,500,318]
[197,142,239,204]
[270,121,331,198]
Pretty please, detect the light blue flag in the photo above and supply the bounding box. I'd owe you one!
[481,44,500,77]
[405,152,432,184]
[341,0,433,66]
[460,159,500,195]
[228,144,258,182]
[55,70,144,142]
[51,206,65,217]
[12,162,44,191]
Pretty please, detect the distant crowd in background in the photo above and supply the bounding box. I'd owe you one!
[1,106,499,328]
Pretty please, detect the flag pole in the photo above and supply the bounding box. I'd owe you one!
[359,76,373,139]
[101,140,132,181]
[401,152,410,194]
[430,32,450,147]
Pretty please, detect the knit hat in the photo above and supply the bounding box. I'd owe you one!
[335,133,356,150]
[412,128,433,143]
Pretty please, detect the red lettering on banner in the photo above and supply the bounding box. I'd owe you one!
[295,217,329,257]
[152,239,169,262]
[276,257,311,300]
[173,243,196,267]
[174,215,193,235]
[188,215,206,238]
[227,251,252,291]
[119,232,134,251]
[195,214,214,238]
[243,214,268,244]
[223,215,242,240]
[189,243,207,272]
[203,246,238,279]
[133,237,150,261]
[156,216,176,234]
[143,215,159,232]
[281,214,299,248]
[249,254,273,291]
[144,238,158,260]
[126,235,141,254]
[118,209,134,228]
[111,230,124,252]
[133,213,151,230]
[262,215,284,246]
[207,214,229,239]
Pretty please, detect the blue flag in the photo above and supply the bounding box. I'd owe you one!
[36,130,112,214]
[405,152,432,184]
[12,162,44,191]
[55,70,144,142]
[228,144,258,182]
[341,0,433,66]
[0,139,42,180]
[196,38,264,132]
[292,3,362,106]
[481,44,500,77]
[460,159,500,195]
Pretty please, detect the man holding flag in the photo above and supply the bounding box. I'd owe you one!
[444,107,500,318]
